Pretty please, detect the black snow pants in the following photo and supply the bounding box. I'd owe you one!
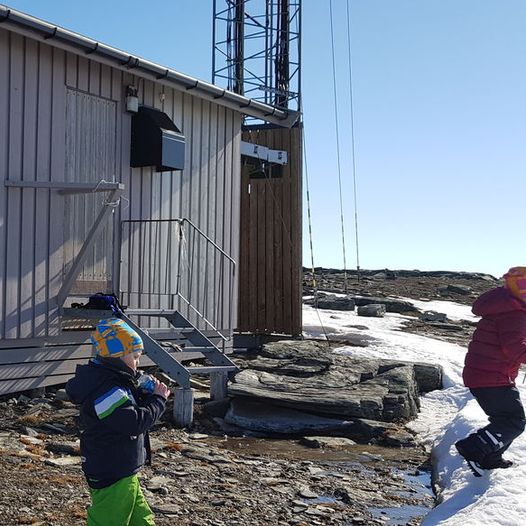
[470,385,526,457]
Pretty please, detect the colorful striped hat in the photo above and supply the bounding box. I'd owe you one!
[504,267,526,303]
[90,318,143,358]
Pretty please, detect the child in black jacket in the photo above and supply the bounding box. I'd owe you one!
[66,317,170,526]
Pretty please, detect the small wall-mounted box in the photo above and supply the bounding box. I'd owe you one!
[130,106,185,172]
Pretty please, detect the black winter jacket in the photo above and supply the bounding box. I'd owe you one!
[66,357,166,489]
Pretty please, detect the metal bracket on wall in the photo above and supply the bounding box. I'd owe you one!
[240,141,288,165]
[4,181,124,193]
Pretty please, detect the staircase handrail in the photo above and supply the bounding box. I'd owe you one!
[120,218,236,341]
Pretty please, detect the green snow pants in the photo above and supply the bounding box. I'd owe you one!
[87,474,155,526]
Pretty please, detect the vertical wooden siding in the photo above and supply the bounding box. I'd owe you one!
[0,26,242,340]
[238,125,303,336]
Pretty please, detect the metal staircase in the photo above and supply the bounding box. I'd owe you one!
[61,217,238,424]
[116,217,239,390]
[61,307,238,390]
[122,309,238,389]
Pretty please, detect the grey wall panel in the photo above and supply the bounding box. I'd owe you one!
[47,46,67,336]
[222,109,234,329]
[0,28,8,339]
[19,38,38,338]
[230,112,242,328]
[205,103,217,322]
[200,100,212,322]
[34,43,53,337]
[214,106,226,329]
[189,96,203,324]
[5,31,24,339]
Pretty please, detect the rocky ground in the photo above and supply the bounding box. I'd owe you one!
[304,268,497,304]
[0,269,498,526]
[0,391,433,526]
[304,268,499,346]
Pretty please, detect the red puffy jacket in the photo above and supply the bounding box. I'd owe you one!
[463,286,526,388]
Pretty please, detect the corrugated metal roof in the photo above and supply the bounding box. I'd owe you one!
[0,4,300,127]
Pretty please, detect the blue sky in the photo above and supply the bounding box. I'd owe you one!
[4,0,526,277]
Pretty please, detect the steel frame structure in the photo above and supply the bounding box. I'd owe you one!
[212,0,301,112]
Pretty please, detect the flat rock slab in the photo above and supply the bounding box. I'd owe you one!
[229,368,403,421]
[228,341,442,443]
[357,304,386,317]
[352,296,418,313]
[300,436,357,449]
[225,398,357,435]
[304,295,356,311]
[230,340,436,422]
[44,456,81,467]
[146,475,172,491]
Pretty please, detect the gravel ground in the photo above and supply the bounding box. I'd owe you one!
[0,393,433,526]
[0,270,496,526]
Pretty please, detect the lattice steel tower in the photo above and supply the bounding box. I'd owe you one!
[212,0,301,112]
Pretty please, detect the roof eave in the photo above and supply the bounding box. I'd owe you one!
[0,4,301,128]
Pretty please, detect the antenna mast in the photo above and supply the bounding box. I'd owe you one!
[213,0,301,113]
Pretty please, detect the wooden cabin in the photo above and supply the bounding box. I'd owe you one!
[0,5,302,396]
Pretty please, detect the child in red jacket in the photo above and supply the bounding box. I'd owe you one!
[455,267,526,476]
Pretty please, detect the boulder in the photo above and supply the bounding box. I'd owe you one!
[376,364,420,420]
[228,368,390,420]
[357,304,386,318]
[54,389,70,402]
[224,398,357,435]
[413,363,443,392]
[352,296,418,314]
[375,360,442,393]
[438,284,472,295]
[299,436,356,449]
[304,294,356,311]
[230,341,425,422]
[427,322,464,332]
[420,310,447,322]
[350,418,416,446]
[224,399,414,444]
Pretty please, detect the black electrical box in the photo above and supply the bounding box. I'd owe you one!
[130,106,185,172]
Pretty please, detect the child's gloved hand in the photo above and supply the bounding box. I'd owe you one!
[153,378,171,399]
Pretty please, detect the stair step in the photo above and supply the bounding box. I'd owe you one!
[147,329,221,339]
[163,346,216,354]
[187,365,238,375]
[126,309,178,316]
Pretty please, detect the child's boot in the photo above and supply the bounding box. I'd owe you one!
[455,432,497,477]
[480,453,513,470]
